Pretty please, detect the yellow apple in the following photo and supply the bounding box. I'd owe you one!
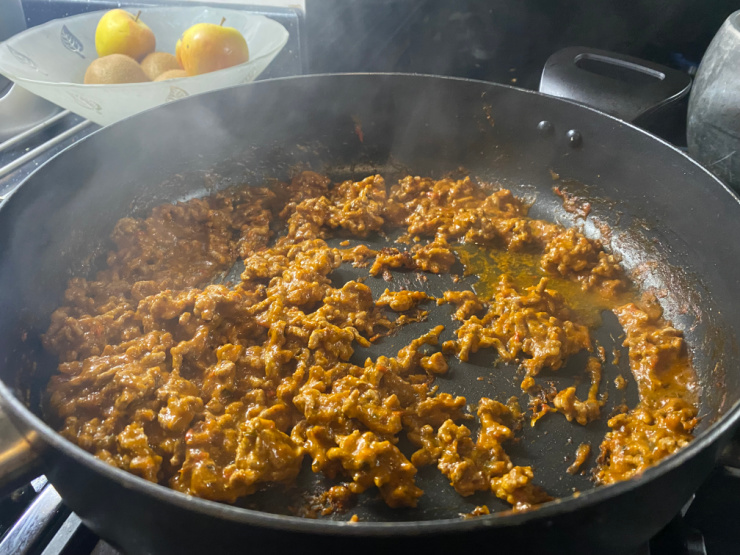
[95,9,156,61]
[177,18,249,76]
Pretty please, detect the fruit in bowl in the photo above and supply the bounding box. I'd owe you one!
[83,11,251,84]
[176,19,250,76]
[0,6,289,125]
[84,54,149,84]
[140,52,181,80]
[95,9,156,60]
[154,69,189,82]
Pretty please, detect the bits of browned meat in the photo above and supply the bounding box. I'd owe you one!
[172,415,302,503]
[541,228,625,294]
[411,238,456,273]
[327,175,387,236]
[552,356,603,426]
[376,289,430,312]
[420,352,449,375]
[340,244,377,267]
[447,276,591,385]
[327,430,423,508]
[283,174,386,242]
[412,398,550,510]
[43,170,698,516]
[368,248,416,277]
[437,290,484,321]
[596,303,698,484]
[613,302,694,397]
[278,171,331,220]
[596,397,697,485]
[567,443,591,475]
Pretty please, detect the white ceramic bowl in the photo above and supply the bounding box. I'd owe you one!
[0,7,289,125]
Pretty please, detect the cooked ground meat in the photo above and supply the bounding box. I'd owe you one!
[376,289,430,312]
[43,171,699,516]
[567,443,592,475]
[553,356,603,426]
[461,505,491,518]
[437,290,484,321]
[595,303,698,484]
[444,276,591,385]
[411,397,550,510]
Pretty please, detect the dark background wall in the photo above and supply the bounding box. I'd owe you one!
[306,0,740,89]
[20,0,740,90]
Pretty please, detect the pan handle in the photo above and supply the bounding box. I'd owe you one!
[539,47,692,124]
[0,401,41,497]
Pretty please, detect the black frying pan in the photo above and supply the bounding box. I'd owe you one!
[0,73,739,555]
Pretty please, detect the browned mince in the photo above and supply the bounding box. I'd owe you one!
[461,504,491,519]
[567,443,592,475]
[42,171,699,514]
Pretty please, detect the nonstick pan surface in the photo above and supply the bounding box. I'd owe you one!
[0,74,738,554]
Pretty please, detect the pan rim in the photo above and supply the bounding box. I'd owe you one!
[1,71,740,535]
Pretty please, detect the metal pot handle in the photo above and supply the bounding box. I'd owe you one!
[0,401,41,497]
[539,46,692,124]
